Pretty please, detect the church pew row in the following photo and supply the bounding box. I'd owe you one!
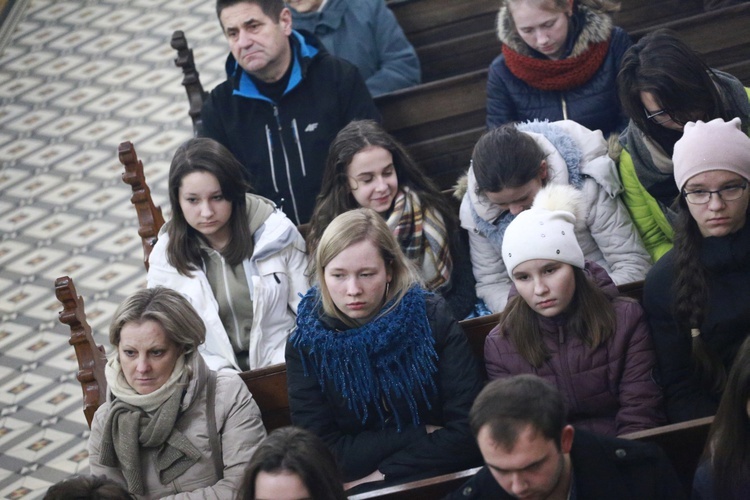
[380,3,750,190]
[58,274,710,498]
[390,0,705,82]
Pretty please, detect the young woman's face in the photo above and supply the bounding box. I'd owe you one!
[512,259,577,317]
[347,145,399,214]
[510,0,572,60]
[178,171,233,250]
[118,320,181,395]
[640,91,685,131]
[484,164,547,216]
[683,170,749,238]
[324,239,392,323]
[254,470,311,500]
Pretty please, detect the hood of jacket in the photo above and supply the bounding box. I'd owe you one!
[466,120,620,233]
[496,3,612,58]
[224,29,323,102]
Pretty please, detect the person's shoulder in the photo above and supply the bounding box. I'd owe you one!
[573,429,669,466]
[645,249,676,290]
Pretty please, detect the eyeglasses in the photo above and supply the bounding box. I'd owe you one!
[644,108,682,126]
[682,183,748,204]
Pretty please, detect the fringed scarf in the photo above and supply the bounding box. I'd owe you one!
[100,355,201,495]
[291,286,438,431]
[502,39,610,91]
[386,186,452,290]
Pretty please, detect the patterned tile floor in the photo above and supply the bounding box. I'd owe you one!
[0,1,230,497]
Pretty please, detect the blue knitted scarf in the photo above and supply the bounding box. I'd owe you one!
[291,286,438,431]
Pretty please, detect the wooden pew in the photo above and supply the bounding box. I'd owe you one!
[349,466,482,500]
[55,275,107,428]
[630,3,750,73]
[171,30,208,136]
[120,141,164,271]
[239,363,291,431]
[621,416,714,495]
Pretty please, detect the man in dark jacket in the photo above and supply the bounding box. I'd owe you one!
[202,0,381,225]
[449,375,686,500]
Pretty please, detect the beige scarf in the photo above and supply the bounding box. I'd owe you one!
[99,355,201,495]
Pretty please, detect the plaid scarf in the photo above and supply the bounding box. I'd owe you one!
[386,187,452,290]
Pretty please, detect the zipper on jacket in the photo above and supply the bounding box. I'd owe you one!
[291,118,307,177]
[265,125,279,193]
[556,324,578,409]
[273,105,301,225]
[561,96,568,121]
[219,254,244,350]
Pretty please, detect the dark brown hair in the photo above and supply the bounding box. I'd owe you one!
[166,137,253,276]
[499,267,616,367]
[239,427,347,500]
[702,336,750,498]
[470,375,566,451]
[307,120,456,254]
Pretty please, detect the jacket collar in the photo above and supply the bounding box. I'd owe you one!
[227,30,320,102]
[497,3,612,58]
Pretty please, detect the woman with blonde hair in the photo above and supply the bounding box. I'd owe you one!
[308,120,476,319]
[287,208,482,490]
[487,0,630,137]
[88,287,266,498]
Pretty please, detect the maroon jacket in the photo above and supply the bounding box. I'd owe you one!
[484,262,665,436]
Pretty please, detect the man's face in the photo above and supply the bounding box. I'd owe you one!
[477,424,573,500]
[219,2,293,82]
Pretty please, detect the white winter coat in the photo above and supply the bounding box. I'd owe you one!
[460,120,651,313]
[147,198,308,371]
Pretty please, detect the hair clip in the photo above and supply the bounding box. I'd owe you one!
[690,328,701,338]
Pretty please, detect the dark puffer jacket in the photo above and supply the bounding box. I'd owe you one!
[484,262,665,436]
[486,4,631,137]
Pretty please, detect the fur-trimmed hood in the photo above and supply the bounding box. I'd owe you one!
[497,3,612,58]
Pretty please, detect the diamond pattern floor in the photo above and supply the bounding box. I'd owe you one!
[0,1,229,497]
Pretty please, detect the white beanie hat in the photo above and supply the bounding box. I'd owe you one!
[673,117,750,190]
[502,184,585,275]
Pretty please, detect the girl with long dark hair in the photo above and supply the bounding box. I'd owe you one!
[644,117,750,423]
[147,138,308,372]
[484,185,665,435]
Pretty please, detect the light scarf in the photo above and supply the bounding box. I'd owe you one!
[99,355,201,495]
[387,186,452,290]
[291,286,438,431]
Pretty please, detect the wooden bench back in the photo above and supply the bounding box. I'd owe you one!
[55,275,107,428]
[621,415,714,495]
[119,141,164,271]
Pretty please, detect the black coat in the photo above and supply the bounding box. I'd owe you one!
[644,222,750,422]
[286,294,483,482]
[446,429,686,500]
[201,30,380,225]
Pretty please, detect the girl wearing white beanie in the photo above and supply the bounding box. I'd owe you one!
[644,117,750,425]
[484,184,665,436]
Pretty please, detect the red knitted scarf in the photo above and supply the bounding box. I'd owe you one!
[502,40,610,91]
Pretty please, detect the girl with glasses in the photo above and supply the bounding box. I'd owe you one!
[644,117,750,423]
[616,29,750,261]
